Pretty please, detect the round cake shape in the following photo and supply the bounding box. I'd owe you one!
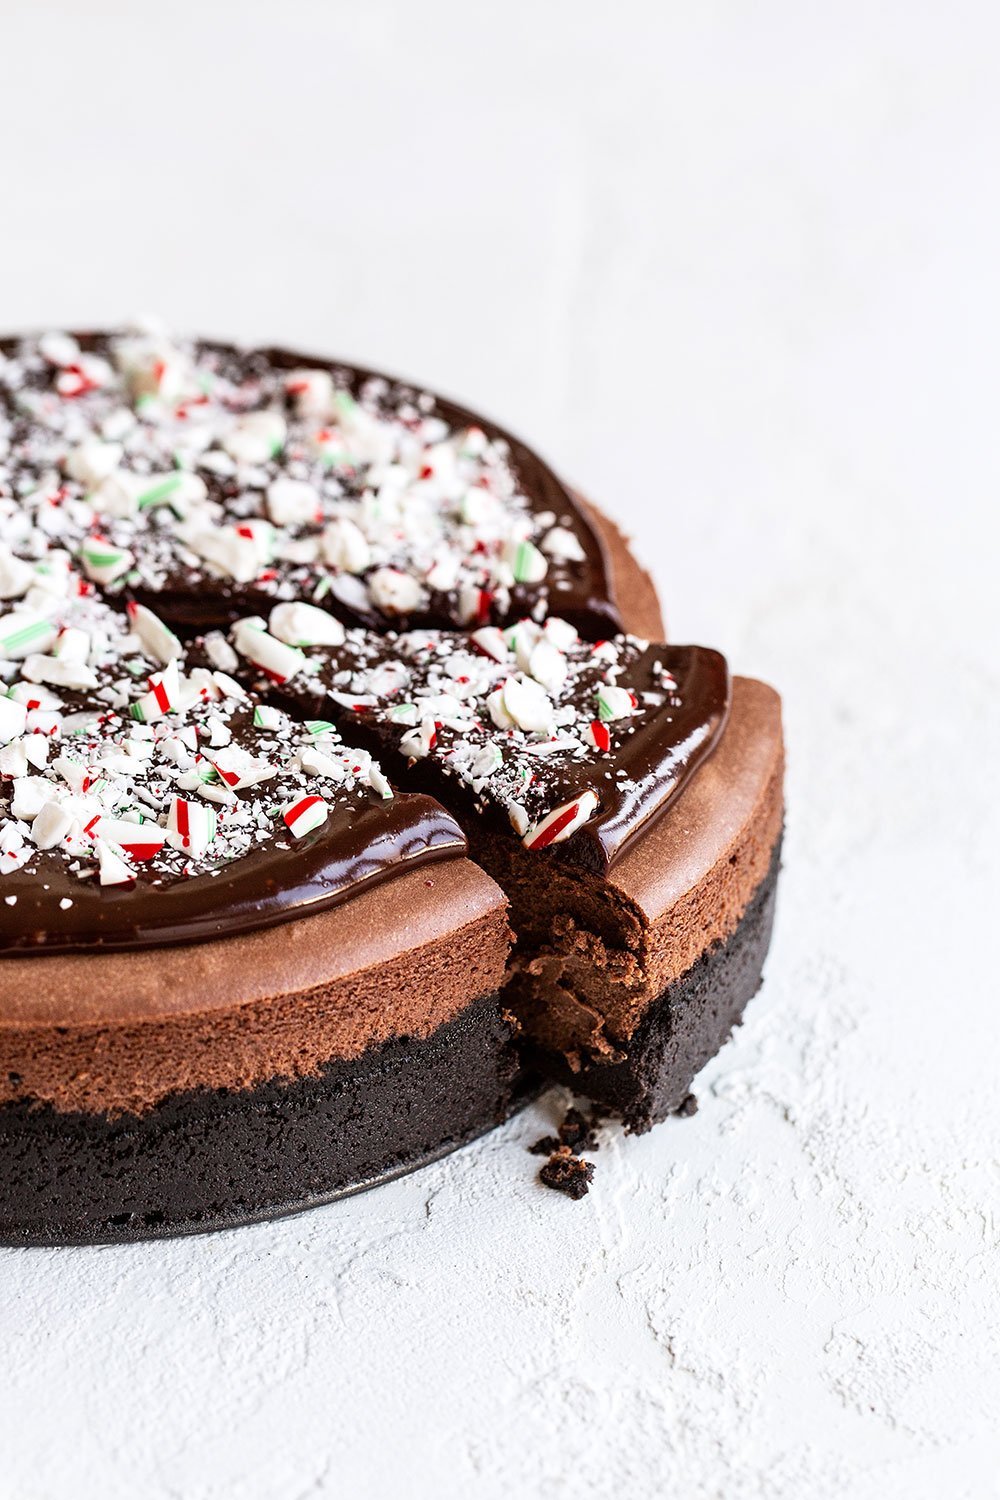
[0,324,783,1242]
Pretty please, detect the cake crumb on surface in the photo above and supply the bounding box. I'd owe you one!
[539,1146,595,1200]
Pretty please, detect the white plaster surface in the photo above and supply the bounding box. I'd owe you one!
[1,4,997,1496]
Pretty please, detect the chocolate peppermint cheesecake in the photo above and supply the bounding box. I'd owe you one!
[0,324,783,1242]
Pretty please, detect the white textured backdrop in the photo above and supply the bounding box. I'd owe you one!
[1,4,997,1496]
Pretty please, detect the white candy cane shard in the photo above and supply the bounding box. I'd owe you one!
[94,819,167,862]
[470,743,503,784]
[486,687,515,731]
[135,471,206,514]
[64,439,123,487]
[469,627,509,662]
[231,619,305,683]
[0,547,36,601]
[504,538,548,585]
[282,794,330,839]
[284,368,335,416]
[10,776,50,820]
[0,614,59,659]
[507,801,529,836]
[202,631,240,673]
[543,617,579,651]
[0,698,29,744]
[388,702,419,726]
[522,791,599,851]
[180,524,262,583]
[0,740,28,778]
[129,660,181,723]
[96,838,136,886]
[252,704,283,731]
[596,684,638,722]
[23,734,50,770]
[500,675,555,734]
[52,627,90,664]
[399,721,438,759]
[39,331,80,367]
[29,801,75,850]
[527,640,567,694]
[367,568,425,616]
[268,601,346,648]
[541,526,587,563]
[223,410,287,466]
[166,798,217,857]
[126,602,182,664]
[79,539,134,585]
[88,471,143,519]
[266,477,320,526]
[204,745,275,791]
[298,746,345,779]
[321,517,371,574]
[21,653,99,691]
[367,763,393,799]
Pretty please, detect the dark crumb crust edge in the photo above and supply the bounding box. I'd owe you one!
[0,995,531,1247]
[523,836,782,1133]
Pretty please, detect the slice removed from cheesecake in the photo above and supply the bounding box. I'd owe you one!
[228,605,782,1130]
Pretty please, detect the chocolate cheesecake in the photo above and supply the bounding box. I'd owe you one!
[0,325,783,1243]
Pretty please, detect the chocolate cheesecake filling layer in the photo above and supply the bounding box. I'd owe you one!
[0,859,511,1115]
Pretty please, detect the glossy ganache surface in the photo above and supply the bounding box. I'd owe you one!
[0,792,464,955]
[0,588,464,955]
[0,327,619,636]
[232,613,731,874]
[0,321,732,958]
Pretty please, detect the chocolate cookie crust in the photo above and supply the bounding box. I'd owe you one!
[0,993,528,1246]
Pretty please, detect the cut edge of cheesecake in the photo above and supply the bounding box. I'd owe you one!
[500,676,784,1128]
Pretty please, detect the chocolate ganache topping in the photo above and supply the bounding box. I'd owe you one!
[0,324,619,636]
[229,608,731,874]
[0,588,463,954]
[0,322,730,953]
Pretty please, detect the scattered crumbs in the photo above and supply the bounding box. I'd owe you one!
[674,1092,698,1117]
[59,897,73,910]
[532,1102,604,1197]
[557,1105,601,1152]
[528,1134,560,1157]
[530,1102,603,1158]
[539,1146,595,1200]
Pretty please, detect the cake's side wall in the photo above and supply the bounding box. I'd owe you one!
[0,995,530,1247]
[0,874,511,1116]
